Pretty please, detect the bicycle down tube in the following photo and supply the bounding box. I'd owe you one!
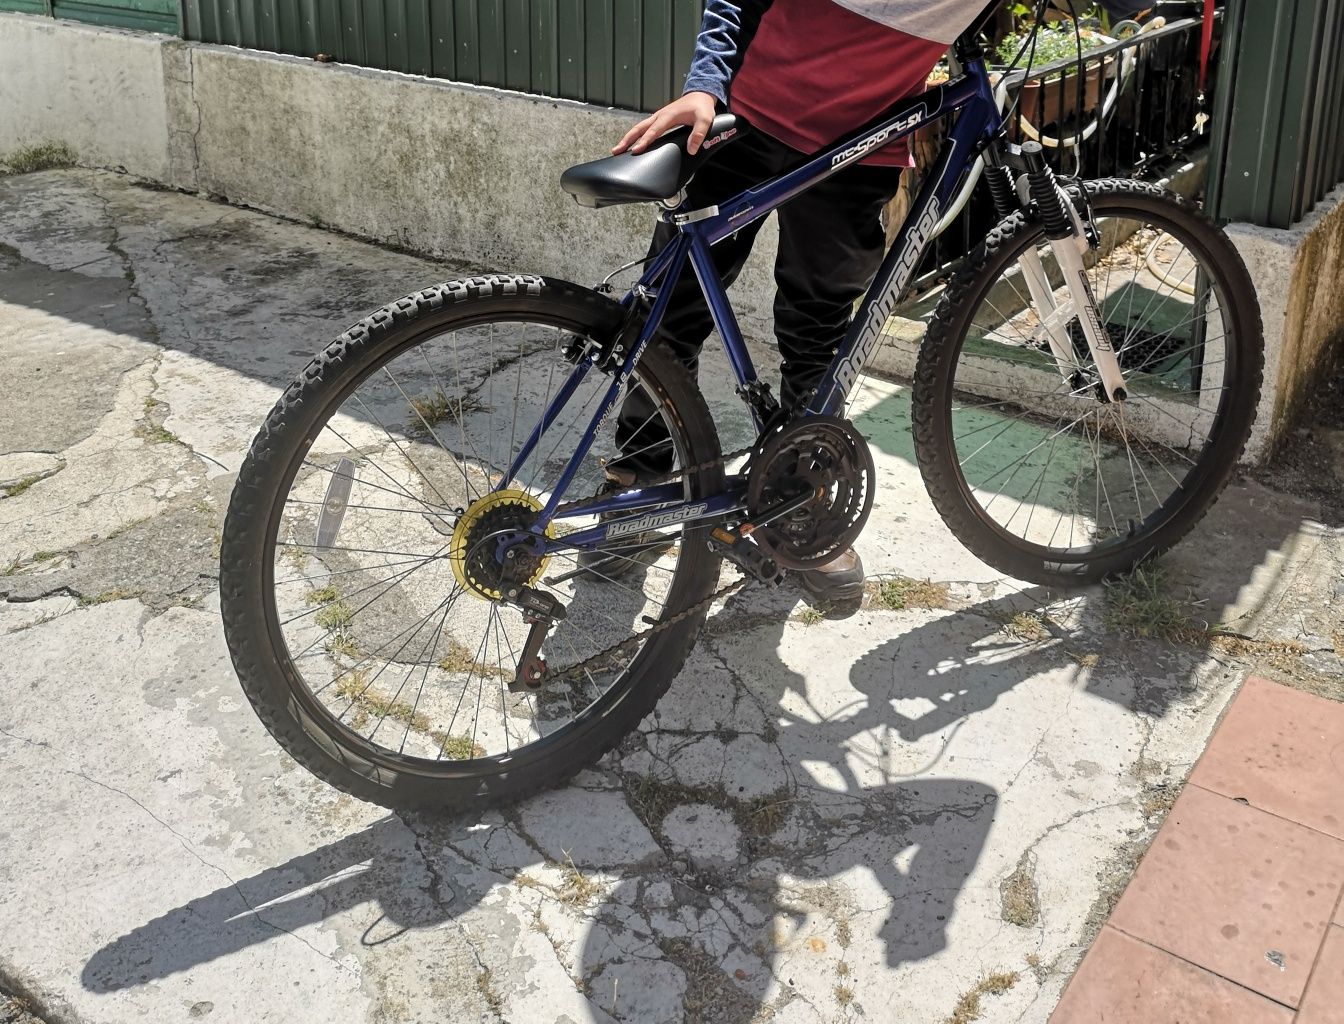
[518,58,1007,552]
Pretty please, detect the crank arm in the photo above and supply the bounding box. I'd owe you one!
[707,487,823,587]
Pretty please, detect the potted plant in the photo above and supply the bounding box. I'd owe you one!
[995,23,1115,141]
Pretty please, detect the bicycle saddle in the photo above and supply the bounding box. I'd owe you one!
[560,114,749,209]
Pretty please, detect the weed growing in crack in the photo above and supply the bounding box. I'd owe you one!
[625,774,792,843]
[432,732,485,760]
[106,517,152,541]
[135,423,181,445]
[475,966,504,1015]
[659,937,758,1022]
[305,585,340,605]
[332,671,483,755]
[3,141,76,174]
[438,637,510,680]
[797,606,826,626]
[324,633,361,659]
[1003,611,1051,643]
[866,575,951,611]
[946,970,1019,1024]
[77,587,141,607]
[1103,563,1203,643]
[1000,853,1040,927]
[315,600,353,632]
[2,474,45,498]
[557,853,602,907]
[833,918,853,949]
[407,388,485,434]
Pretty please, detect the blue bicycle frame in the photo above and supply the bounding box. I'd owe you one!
[509,54,1007,556]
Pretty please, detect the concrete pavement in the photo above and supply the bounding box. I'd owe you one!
[2,168,1341,1024]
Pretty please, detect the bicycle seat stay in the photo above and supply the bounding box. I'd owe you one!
[560,113,749,209]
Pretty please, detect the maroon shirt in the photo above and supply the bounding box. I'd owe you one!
[692,0,979,166]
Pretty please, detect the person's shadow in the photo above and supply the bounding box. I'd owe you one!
[81,578,1199,1019]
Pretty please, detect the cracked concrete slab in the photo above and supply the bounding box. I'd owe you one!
[1,167,1340,1024]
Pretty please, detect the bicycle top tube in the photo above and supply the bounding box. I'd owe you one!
[523,48,1006,520]
[617,54,1005,424]
[661,64,1002,252]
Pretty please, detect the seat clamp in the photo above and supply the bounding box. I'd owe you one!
[670,204,720,226]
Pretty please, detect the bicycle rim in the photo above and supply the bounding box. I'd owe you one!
[260,317,709,775]
[937,195,1250,565]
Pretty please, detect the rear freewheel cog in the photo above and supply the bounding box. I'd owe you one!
[745,415,876,570]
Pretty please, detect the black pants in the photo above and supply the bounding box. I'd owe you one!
[615,129,903,477]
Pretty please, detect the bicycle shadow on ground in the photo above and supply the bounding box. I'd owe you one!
[79,566,1238,1018]
[80,817,453,994]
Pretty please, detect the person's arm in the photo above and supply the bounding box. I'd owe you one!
[613,0,773,156]
[682,0,774,105]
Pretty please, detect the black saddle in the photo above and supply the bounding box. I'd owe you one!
[560,114,749,209]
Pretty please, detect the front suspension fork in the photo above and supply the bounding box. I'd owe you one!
[1016,142,1128,403]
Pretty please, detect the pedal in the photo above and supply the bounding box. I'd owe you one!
[708,526,786,587]
[506,587,567,692]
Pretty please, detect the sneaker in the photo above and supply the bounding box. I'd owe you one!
[577,467,675,580]
[796,548,865,604]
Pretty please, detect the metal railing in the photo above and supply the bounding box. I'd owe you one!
[907,16,1215,300]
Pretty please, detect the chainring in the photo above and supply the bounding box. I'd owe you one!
[745,415,876,571]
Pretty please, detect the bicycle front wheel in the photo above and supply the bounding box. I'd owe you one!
[912,180,1263,585]
[220,276,722,810]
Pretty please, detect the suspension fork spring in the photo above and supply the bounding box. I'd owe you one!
[1020,141,1074,240]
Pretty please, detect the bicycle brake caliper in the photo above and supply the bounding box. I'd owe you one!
[506,586,567,692]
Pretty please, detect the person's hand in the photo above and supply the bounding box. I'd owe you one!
[612,91,718,156]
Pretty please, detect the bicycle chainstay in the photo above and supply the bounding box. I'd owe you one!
[539,441,759,687]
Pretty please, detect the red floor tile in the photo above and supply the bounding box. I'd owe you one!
[1050,927,1294,1023]
[1297,926,1344,1024]
[1108,785,1344,1007]
[1190,676,1344,840]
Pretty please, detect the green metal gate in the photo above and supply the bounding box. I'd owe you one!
[0,0,177,33]
[1209,0,1344,227]
[180,0,703,110]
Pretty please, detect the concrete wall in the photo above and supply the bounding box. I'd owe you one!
[0,15,174,181]
[4,13,1338,464]
[1229,186,1344,461]
[0,13,782,333]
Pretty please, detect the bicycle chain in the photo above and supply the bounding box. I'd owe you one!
[540,441,760,687]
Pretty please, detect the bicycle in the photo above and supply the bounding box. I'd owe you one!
[220,5,1262,810]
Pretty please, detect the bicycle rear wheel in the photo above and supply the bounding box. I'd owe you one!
[220,276,722,810]
[912,181,1263,585]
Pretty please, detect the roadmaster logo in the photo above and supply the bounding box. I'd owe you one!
[831,196,943,399]
[606,502,709,538]
[831,110,925,169]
